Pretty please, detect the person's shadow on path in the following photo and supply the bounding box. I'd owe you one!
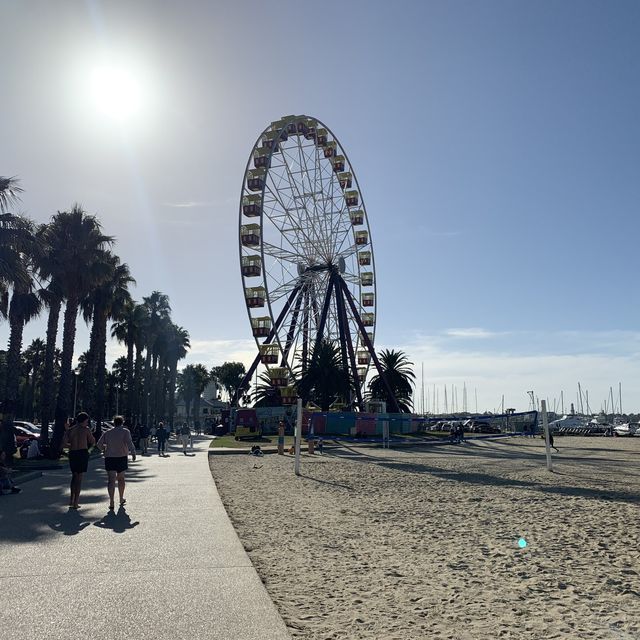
[93,507,140,533]
[48,509,92,536]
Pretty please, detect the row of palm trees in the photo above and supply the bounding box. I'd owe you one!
[253,340,416,412]
[0,177,191,459]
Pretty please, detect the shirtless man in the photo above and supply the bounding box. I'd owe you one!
[97,416,136,510]
[62,411,95,509]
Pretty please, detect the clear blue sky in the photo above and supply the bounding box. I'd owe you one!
[2,0,639,412]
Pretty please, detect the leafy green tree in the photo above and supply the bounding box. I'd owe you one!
[367,349,415,413]
[298,340,350,411]
[211,362,248,404]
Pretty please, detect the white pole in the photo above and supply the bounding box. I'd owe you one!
[541,400,553,472]
[294,398,302,476]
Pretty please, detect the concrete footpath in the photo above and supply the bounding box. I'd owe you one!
[0,436,290,640]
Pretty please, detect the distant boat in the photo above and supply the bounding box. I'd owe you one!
[614,422,638,437]
[548,415,589,432]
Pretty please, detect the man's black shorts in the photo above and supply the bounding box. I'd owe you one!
[68,449,89,473]
[104,456,128,473]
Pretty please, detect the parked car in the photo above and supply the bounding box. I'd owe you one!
[13,425,39,447]
[475,423,501,434]
[13,420,40,435]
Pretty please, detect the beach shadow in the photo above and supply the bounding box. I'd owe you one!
[298,474,354,491]
[332,444,640,505]
[48,509,92,536]
[93,506,139,533]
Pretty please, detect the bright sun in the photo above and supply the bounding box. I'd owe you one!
[90,65,143,120]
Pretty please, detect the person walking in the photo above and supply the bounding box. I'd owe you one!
[156,422,168,457]
[62,411,95,509]
[179,422,191,455]
[549,432,560,453]
[138,423,149,455]
[97,416,136,510]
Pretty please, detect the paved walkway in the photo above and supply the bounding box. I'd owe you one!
[0,436,290,640]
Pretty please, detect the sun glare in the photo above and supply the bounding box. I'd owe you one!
[90,65,143,120]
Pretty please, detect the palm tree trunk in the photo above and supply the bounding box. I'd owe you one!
[193,395,201,429]
[1,296,27,462]
[142,348,152,426]
[168,360,178,431]
[40,297,61,443]
[82,305,103,418]
[29,364,38,422]
[52,297,79,452]
[125,337,134,420]
[93,315,108,438]
[133,344,143,422]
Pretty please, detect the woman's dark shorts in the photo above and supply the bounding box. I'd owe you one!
[68,449,89,473]
[104,456,128,473]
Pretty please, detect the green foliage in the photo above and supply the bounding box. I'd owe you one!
[211,362,248,403]
[367,349,415,413]
[298,340,351,411]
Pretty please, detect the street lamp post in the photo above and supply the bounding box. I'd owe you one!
[73,369,79,416]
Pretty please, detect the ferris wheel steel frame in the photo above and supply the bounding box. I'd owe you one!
[234,114,399,412]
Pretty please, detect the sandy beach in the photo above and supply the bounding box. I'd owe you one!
[209,437,640,640]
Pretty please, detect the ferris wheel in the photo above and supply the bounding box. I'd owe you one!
[236,114,390,410]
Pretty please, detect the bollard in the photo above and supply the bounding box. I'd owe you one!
[308,438,315,455]
[278,421,285,455]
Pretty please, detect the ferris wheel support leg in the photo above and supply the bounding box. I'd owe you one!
[231,282,303,406]
[334,274,364,411]
[280,285,305,368]
[309,276,335,370]
[337,277,401,413]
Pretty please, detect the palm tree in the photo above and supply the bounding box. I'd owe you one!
[164,324,190,430]
[1,215,33,319]
[48,206,114,452]
[81,253,133,434]
[111,301,146,420]
[189,364,210,427]
[110,356,128,416]
[177,366,196,423]
[298,340,351,411]
[252,372,282,407]
[140,291,171,426]
[131,303,149,422]
[367,349,415,413]
[35,215,78,442]
[21,338,45,421]
[0,178,27,319]
[0,176,23,213]
[1,215,42,462]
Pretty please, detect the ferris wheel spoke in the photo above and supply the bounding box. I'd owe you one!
[278,141,329,260]
[298,140,334,260]
[263,178,318,263]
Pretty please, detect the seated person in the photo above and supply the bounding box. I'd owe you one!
[27,438,41,460]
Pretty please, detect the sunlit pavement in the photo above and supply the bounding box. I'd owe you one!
[0,436,290,640]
